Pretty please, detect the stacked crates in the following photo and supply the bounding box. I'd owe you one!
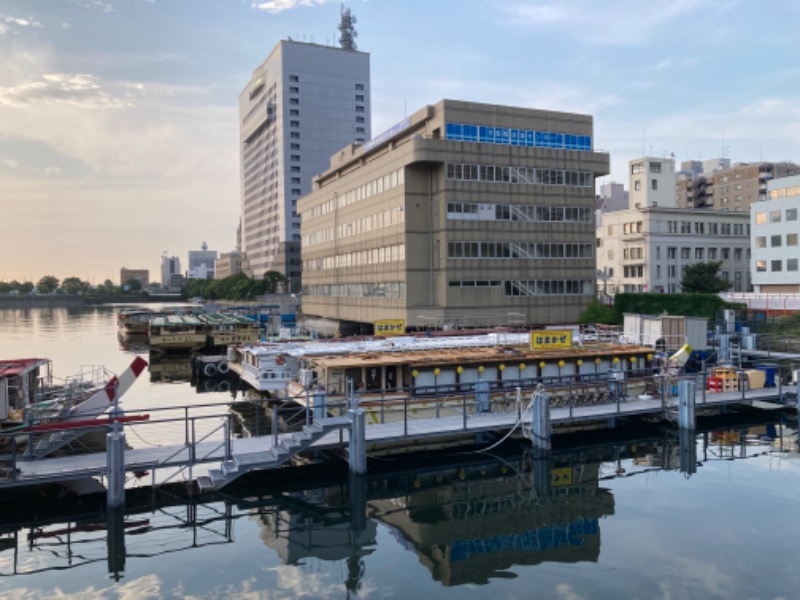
[707,368,739,392]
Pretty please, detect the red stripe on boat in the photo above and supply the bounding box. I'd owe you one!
[131,356,148,377]
[104,376,119,402]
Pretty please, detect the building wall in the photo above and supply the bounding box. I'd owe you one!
[752,175,800,292]
[215,252,243,279]
[596,208,751,294]
[629,156,676,209]
[299,99,609,331]
[160,256,181,288]
[120,268,149,287]
[239,40,370,285]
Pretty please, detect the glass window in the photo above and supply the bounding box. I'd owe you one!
[772,260,783,272]
[756,260,767,272]
[787,208,798,221]
[771,210,782,223]
[755,212,767,225]
[789,259,799,271]
[771,235,782,247]
[788,233,798,246]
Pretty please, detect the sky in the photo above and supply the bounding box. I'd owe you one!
[1,0,799,284]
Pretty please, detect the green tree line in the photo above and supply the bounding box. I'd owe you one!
[182,271,289,301]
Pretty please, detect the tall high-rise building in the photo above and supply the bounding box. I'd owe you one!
[161,254,181,288]
[239,8,370,287]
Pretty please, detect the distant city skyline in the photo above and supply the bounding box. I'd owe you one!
[1,0,799,283]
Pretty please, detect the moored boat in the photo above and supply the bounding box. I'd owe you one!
[199,313,260,347]
[148,315,208,352]
[117,308,161,337]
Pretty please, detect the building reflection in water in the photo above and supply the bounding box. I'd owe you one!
[0,416,796,590]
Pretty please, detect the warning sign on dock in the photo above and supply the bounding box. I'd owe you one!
[375,319,405,336]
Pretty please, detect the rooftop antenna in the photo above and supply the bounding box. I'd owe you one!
[339,4,357,50]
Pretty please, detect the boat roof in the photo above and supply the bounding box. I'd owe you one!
[237,333,655,368]
[150,315,206,326]
[198,313,258,325]
[0,358,50,378]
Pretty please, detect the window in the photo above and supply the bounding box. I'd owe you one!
[289,86,299,93]
[788,233,799,246]
[722,248,730,259]
[771,235,782,247]
[631,162,645,174]
[788,208,798,221]
[290,154,300,161]
[355,83,364,90]
[695,248,704,259]
[355,105,364,113]
[290,98,299,105]
[634,181,641,191]
[649,162,662,173]
[668,247,677,259]
[290,75,299,82]
[681,248,690,259]
[755,212,767,225]
[291,166,301,173]
[755,236,766,249]
[292,188,301,195]
[771,210,782,223]
[734,248,742,260]
[290,120,300,127]
[290,109,299,116]
[356,116,365,123]
[291,177,301,184]
[789,259,799,271]
[708,248,717,259]
[290,132,300,139]
[356,94,364,101]
[651,179,658,191]
[290,143,300,150]
[772,260,783,272]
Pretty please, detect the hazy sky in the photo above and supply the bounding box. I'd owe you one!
[1,0,799,284]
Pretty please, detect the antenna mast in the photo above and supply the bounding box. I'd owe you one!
[338,4,358,50]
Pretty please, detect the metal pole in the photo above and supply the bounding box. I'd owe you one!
[678,379,696,429]
[348,409,366,474]
[516,386,522,421]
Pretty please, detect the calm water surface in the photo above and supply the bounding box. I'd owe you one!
[1,305,800,599]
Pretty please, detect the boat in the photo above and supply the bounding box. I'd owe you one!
[148,315,208,352]
[227,331,658,417]
[117,308,161,337]
[0,356,148,457]
[199,313,260,347]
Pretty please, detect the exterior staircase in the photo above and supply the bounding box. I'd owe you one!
[196,416,351,491]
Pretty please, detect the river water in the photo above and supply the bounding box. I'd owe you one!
[1,305,800,599]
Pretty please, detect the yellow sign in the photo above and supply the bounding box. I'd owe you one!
[531,330,572,349]
[551,467,574,487]
[375,319,405,336]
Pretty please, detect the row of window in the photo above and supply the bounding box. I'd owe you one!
[756,259,800,272]
[768,186,800,200]
[755,233,799,248]
[303,244,405,271]
[662,220,750,236]
[304,282,406,298]
[447,202,593,224]
[447,241,593,259]
[446,163,593,188]
[301,168,405,223]
[445,123,592,151]
[504,280,593,296]
[303,207,406,247]
[754,207,799,225]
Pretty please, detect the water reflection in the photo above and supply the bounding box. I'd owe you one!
[0,415,795,592]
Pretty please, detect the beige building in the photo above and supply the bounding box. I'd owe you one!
[298,99,609,334]
[629,156,676,208]
[676,161,799,211]
[120,268,149,288]
[215,251,243,279]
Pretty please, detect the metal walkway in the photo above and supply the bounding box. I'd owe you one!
[0,383,795,491]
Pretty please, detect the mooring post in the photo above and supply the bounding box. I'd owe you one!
[106,419,126,509]
[679,426,697,476]
[348,409,366,474]
[678,379,696,429]
[515,386,522,420]
[106,505,126,581]
[531,389,551,451]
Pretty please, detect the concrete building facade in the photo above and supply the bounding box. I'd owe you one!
[596,207,751,294]
[187,242,217,280]
[751,175,800,293]
[215,251,243,279]
[120,268,149,288]
[160,255,181,289]
[298,99,609,334]
[628,156,676,209]
[239,36,370,287]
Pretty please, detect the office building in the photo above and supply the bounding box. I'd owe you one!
[120,268,149,288]
[239,8,370,287]
[751,175,800,293]
[298,99,609,334]
[187,242,217,280]
[215,251,243,279]
[628,156,676,209]
[160,255,181,289]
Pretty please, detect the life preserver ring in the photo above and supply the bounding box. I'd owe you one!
[218,380,231,393]
[203,362,218,377]
[275,355,286,366]
[203,379,218,393]
[217,361,230,375]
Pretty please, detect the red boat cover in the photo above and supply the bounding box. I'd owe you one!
[0,358,49,378]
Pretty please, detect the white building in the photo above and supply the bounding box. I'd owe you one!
[628,156,676,209]
[751,174,800,293]
[187,242,217,280]
[597,207,751,294]
[160,255,181,289]
[239,8,371,287]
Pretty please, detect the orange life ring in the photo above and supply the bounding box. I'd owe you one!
[275,355,286,366]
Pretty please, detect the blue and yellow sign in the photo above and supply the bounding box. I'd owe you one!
[531,330,572,349]
[375,319,405,336]
[550,467,574,487]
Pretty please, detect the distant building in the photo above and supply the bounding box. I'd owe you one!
[239,8,371,288]
[120,268,149,288]
[215,251,243,279]
[676,160,799,211]
[160,255,182,289]
[751,174,800,293]
[597,181,628,213]
[299,99,608,334]
[187,242,217,280]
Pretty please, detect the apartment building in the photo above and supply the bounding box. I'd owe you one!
[751,175,800,293]
[239,14,370,287]
[298,99,609,334]
[629,156,676,208]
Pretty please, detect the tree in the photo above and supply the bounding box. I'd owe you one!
[124,278,143,292]
[579,298,617,324]
[18,281,34,294]
[263,270,287,294]
[61,276,89,295]
[36,275,60,294]
[680,261,732,293]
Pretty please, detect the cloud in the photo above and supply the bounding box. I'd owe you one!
[44,165,62,175]
[0,72,131,109]
[1,158,18,168]
[252,0,336,13]
[84,1,114,13]
[0,14,43,35]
